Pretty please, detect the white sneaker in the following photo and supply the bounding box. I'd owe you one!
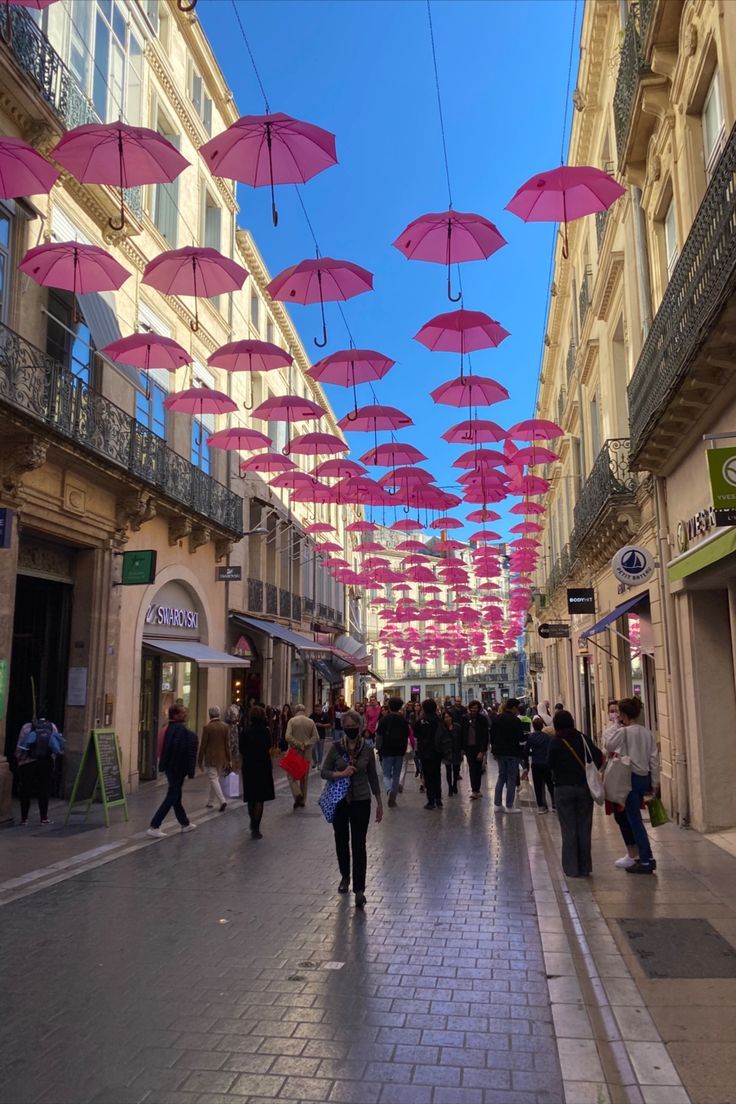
[494,805,505,812]
[506,807,522,814]
[146,827,166,838]
[615,855,637,868]
[181,823,197,833]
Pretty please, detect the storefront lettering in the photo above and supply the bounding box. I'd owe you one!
[676,506,718,553]
[145,604,199,630]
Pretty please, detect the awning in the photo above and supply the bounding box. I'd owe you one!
[580,593,648,639]
[231,613,330,656]
[311,659,345,686]
[144,638,244,667]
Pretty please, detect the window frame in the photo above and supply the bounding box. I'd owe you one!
[69,0,144,126]
[0,202,13,326]
[664,200,678,278]
[702,69,725,180]
[187,57,213,136]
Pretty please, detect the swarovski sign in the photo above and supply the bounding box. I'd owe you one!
[611,545,654,585]
[145,604,199,630]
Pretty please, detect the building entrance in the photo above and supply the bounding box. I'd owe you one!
[138,648,198,781]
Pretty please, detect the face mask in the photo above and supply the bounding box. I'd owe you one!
[343,728,359,739]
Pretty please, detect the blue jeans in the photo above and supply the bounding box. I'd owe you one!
[382,755,403,795]
[151,771,189,828]
[312,738,325,768]
[494,756,519,808]
[625,772,653,864]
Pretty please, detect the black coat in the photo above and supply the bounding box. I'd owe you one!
[441,721,462,765]
[377,713,410,757]
[239,722,275,803]
[460,713,490,757]
[159,722,197,778]
[415,716,441,761]
[490,711,528,761]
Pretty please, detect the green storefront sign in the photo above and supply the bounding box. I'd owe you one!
[707,447,736,525]
[121,549,157,585]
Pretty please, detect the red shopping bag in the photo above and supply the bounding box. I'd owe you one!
[278,747,310,781]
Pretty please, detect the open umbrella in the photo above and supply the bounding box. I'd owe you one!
[346,520,377,533]
[428,516,462,530]
[308,348,394,418]
[506,444,560,467]
[51,121,189,231]
[431,374,509,407]
[200,112,337,227]
[414,309,510,380]
[393,209,506,301]
[101,332,191,375]
[469,530,502,543]
[360,442,426,466]
[269,471,318,490]
[164,386,236,417]
[452,447,507,469]
[305,522,336,534]
[0,135,58,199]
[507,474,551,497]
[250,395,324,453]
[330,477,389,507]
[240,453,296,474]
[509,500,546,516]
[266,257,373,348]
[313,458,365,480]
[338,404,413,433]
[208,339,292,374]
[20,241,130,298]
[505,165,625,258]
[508,418,564,442]
[207,426,271,451]
[466,508,502,522]
[442,419,506,444]
[509,520,544,534]
[142,246,248,332]
[391,519,424,532]
[288,431,346,457]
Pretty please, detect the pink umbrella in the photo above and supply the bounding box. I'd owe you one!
[510,520,544,535]
[469,530,502,542]
[406,566,436,583]
[346,520,377,532]
[207,426,272,451]
[266,257,373,348]
[338,404,413,435]
[100,332,191,374]
[511,538,542,549]
[505,165,625,258]
[142,246,248,332]
[250,396,324,454]
[289,431,347,457]
[380,466,434,489]
[164,386,236,417]
[354,540,386,553]
[360,441,426,466]
[309,347,394,418]
[434,538,466,552]
[364,557,390,569]
[313,458,365,479]
[393,210,506,301]
[240,453,296,474]
[208,339,292,374]
[507,475,551,496]
[19,241,130,297]
[414,309,510,380]
[395,540,429,553]
[466,508,502,522]
[453,447,507,469]
[331,477,390,507]
[291,482,333,504]
[391,519,424,532]
[51,121,189,231]
[509,500,546,516]
[200,112,337,226]
[507,444,560,466]
[431,374,509,407]
[0,135,58,199]
[442,419,506,445]
[315,541,343,553]
[270,471,318,490]
[429,516,463,530]
[305,522,336,534]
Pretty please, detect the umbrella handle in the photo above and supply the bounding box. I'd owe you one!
[177,0,197,10]
[189,256,199,331]
[109,189,125,232]
[447,268,462,302]
[266,125,278,227]
[314,270,327,348]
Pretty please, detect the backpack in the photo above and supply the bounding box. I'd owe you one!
[29,719,55,759]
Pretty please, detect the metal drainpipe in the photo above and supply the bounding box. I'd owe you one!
[654,473,689,825]
[631,186,653,339]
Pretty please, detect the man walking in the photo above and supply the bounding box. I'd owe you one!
[377,696,410,808]
[460,700,490,800]
[416,699,443,809]
[285,704,319,809]
[198,706,231,812]
[147,704,198,837]
[490,698,528,813]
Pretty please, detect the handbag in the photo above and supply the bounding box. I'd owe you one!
[278,747,310,781]
[646,796,669,828]
[318,750,351,823]
[562,735,605,805]
[222,771,240,799]
[603,732,633,806]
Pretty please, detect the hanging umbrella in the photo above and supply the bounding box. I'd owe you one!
[51,121,189,231]
[509,500,546,516]
[314,540,343,553]
[346,520,377,532]
[288,431,347,457]
[305,522,336,534]
[434,538,466,552]
[207,426,272,451]
[395,539,429,553]
[509,520,544,534]
[250,395,324,454]
[0,135,58,199]
[511,537,542,550]
[469,530,502,542]
[208,339,292,374]
[200,111,337,226]
[292,482,333,504]
[313,458,366,479]
[269,471,318,490]
[142,246,248,332]
[429,516,463,530]
[240,452,296,474]
[19,241,130,297]
[393,209,506,301]
[442,419,506,444]
[308,347,394,418]
[390,519,424,532]
[337,404,413,433]
[266,257,373,348]
[505,165,625,258]
[508,419,564,443]
[354,539,386,553]
[452,447,507,469]
[100,332,191,375]
[360,441,426,466]
[406,566,436,584]
[330,477,390,507]
[414,309,510,378]
[506,444,560,466]
[507,474,551,496]
[380,466,435,489]
[163,386,236,417]
[431,374,509,407]
[466,508,502,522]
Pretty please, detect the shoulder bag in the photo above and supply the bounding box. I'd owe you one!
[603,731,633,806]
[562,734,605,805]
[318,749,351,823]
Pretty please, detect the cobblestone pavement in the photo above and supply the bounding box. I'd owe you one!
[0,774,563,1104]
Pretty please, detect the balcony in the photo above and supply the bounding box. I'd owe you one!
[247,578,263,613]
[528,652,544,671]
[279,587,291,619]
[629,124,736,467]
[4,6,142,220]
[0,322,243,535]
[571,439,638,551]
[595,209,610,252]
[613,4,651,168]
[266,583,278,616]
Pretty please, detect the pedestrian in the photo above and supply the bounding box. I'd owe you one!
[460,700,490,799]
[365,696,382,741]
[377,696,410,807]
[416,699,443,809]
[490,698,528,812]
[284,704,319,809]
[197,706,231,812]
[547,710,603,877]
[15,715,63,826]
[441,709,463,796]
[451,697,467,725]
[601,698,638,867]
[224,702,242,772]
[518,703,532,735]
[239,705,275,839]
[606,697,659,875]
[527,716,555,813]
[537,700,554,726]
[321,708,383,908]
[147,704,198,837]
[310,703,329,769]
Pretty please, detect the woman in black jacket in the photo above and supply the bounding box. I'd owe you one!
[460,701,490,800]
[441,710,462,796]
[239,705,275,839]
[416,700,443,809]
[548,710,603,877]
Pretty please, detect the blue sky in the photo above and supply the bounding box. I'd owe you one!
[200,0,581,539]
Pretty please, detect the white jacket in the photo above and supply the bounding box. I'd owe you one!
[605,723,659,787]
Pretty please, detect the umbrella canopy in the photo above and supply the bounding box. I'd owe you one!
[507,474,551,496]
[314,541,343,553]
[240,452,296,474]
[431,374,509,407]
[200,112,337,226]
[505,165,625,257]
[309,347,395,418]
[338,404,413,433]
[469,530,502,542]
[163,386,236,416]
[345,520,377,532]
[330,476,389,506]
[395,539,428,552]
[288,431,346,457]
[354,540,386,552]
[414,308,510,354]
[251,395,323,423]
[507,444,560,466]
[360,442,426,466]
[380,466,434,489]
[391,519,424,532]
[509,500,546,516]
[208,426,272,451]
[434,538,466,551]
[453,447,507,469]
[142,246,248,332]
[406,566,436,583]
[51,121,189,230]
[507,418,564,442]
[269,471,318,490]
[0,135,58,199]
[208,339,292,373]
[100,332,191,372]
[266,256,373,348]
[304,522,336,534]
[429,516,463,530]
[291,482,333,503]
[19,241,130,294]
[393,209,507,301]
[313,458,366,479]
[442,419,506,444]
[509,521,544,534]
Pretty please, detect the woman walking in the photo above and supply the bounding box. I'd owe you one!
[321,709,383,908]
[548,710,603,877]
[606,697,659,874]
[239,705,275,839]
[602,699,639,868]
[441,710,462,795]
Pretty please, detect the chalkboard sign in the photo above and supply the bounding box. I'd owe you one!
[65,728,128,827]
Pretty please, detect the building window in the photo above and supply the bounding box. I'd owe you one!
[702,70,725,180]
[191,422,210,473]
[135,374,166,439]
[201,190,222,252]
[139,0,159,33]
[70,1,143,125]
[46,290,95,384]
[188,59,213,136]
[266,317,275,345]
[152,115,179,244]
[664,200,678,278]
[251,291,260,334]
[0,205,12,324]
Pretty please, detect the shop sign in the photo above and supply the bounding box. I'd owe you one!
[217,565,242,582]
[707,446,736,525]
[676,505,717,553]
[538,622,570,639]
[231,635,253,658]
[145,603,199,630]
[121,549,156,585]
[612,545,655,586]
[567,588,595,615]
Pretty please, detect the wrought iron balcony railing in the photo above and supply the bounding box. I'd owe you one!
[572,439,638,546]
[0,322,243,534]
[629,123,736,461]
[303,596,315,615]
[265,583,278,616]
[595,209,610,252]
[6,6,142,220]
[279,587,291,619]
[566,342,577,382]
[579,275,591,329]
[247,578,263,613]
[613,4,651,167]
[292,595,302,622]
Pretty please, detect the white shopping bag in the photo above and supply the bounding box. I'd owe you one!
[222,771,240,799]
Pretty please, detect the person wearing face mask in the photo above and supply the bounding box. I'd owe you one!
[602,699,638,868]
[605,697,659,875]
[321,708,383,908]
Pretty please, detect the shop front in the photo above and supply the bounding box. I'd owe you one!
[231,613,332,708]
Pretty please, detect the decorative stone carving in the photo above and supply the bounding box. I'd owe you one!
[215,537,234,563]
[572,88,586,112]
[189,524,211,553]
[168,516,192,546]
[115,493,156,543]
[0,435,49,502]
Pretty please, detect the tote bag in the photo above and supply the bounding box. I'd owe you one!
[222,771,240,799]
[278,747,310,781]
[562,735,605,805]
[318,750,351,823]
[603,732,633,806]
